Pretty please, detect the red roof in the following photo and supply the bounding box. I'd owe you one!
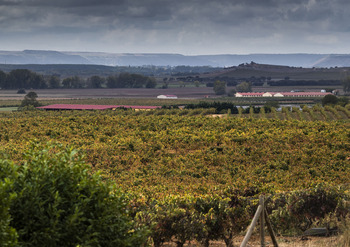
[280,92,331,96]
[237,93,264,96]
[37,104,116,110]
[37,104,161,110]
[236,92,332,97]
[115,105,161,109]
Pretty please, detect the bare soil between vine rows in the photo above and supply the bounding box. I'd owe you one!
[163,235,339,247]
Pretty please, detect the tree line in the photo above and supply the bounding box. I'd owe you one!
[268,79,341,87]
[0,69,157,89]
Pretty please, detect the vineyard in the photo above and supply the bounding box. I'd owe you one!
[0,108,350,246]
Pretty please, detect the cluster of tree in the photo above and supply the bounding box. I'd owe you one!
[173,75,202,83]
[20,92,40,108]
[321,94,349,106]
[169,66,219,76]
[245,76,266,86]
[236,81,252,92]
[205,77,237,87]
[0,69,157,89]
[205,76,268,87]
[263,100,280,113]
[185,101,238,114]
[269,79,341,87]
[241,106,262,114]
[0,64,220,78]
[343,76,350,93]
[107,72,157,88]
[0,69,47,89]
[213,80,226,95]
[117,65,219,76]
[208,80,252,95]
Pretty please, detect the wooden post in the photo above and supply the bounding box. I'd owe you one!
[240,195,279,247]
[264,209,279,247]
[240,205,263,247]
[260,196,265,247]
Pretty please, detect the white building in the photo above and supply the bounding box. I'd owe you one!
[262,92,273,97]
[235,92,331,98]
[273,93,284,97]
[157,95,178,99]
[235,92,264,97]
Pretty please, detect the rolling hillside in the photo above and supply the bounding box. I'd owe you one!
[202,62,350,81]
[1,50,350,67]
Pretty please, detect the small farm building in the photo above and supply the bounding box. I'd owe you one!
[235,93,264,97]
[262,92,273,97]
[273,93,284,97]
[157,95,178,99]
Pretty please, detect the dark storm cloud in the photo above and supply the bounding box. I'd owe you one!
[1,0,350,53]
[1,0,348,29]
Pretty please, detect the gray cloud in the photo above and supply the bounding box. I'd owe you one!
[1,0,350,54]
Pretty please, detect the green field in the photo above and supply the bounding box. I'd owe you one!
[0,107,18,111]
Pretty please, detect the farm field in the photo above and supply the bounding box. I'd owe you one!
[0,107,18,112]
[0,86,343,108]
[0,88,218,100]
[0,108,349,246]
[1,110,349,194]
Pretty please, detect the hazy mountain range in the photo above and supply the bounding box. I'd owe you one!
[1,50,350,68]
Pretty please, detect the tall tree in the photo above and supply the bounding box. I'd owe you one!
[88,75,105,88]
[118,73,131,88]
[48,75,61,89]
[106,75,118,88]
[6,69,47,89]
[236,81,252,92]
[106,73,156,88]
[146,78,157,88]
[213,80,226,95]
[62,76,83,89]
[21,91,39,107]
[0,70,6,89]
[31,74,47,89]
[322,94,338,106]
[342,76,350,93]
[7,69,32,89]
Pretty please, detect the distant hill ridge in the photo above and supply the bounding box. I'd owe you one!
[1,50,350,67]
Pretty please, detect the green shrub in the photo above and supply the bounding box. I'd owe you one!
[322,94,338,106]
[20,92,40,107]
[17,88,26,94]
[0,160,18,247]
[8,143,148,247]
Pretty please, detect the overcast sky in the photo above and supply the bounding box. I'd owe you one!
[1,0,350,55]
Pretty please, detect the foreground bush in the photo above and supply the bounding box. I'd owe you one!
[0,160,18,247]
[2,143,148,247]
